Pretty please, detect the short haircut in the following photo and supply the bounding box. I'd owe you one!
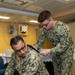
[10,35,24,47]
[38,10,51,22]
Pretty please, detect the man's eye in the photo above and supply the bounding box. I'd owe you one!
[21,47,24,50]
[16,50,20,53]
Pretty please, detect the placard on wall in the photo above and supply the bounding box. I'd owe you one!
[18,25,28,36]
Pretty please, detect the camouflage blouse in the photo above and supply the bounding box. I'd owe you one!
[5,47,49,75]
[34,21,74,59]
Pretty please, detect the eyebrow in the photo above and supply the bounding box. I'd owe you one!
[15,45,25,52]
[42,21,49,26]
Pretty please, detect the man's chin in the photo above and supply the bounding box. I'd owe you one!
[20,55,26,58]
[46,28,50,31]
[45,27,51,30]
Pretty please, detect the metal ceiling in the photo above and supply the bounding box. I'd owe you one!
[0,0,75,25]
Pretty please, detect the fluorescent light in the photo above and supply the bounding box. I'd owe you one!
[56,0,74,3]
[0,16,10,19]
[29,20,38,23]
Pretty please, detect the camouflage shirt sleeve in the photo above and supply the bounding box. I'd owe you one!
[5,53,16,75]
[34,28,47,50]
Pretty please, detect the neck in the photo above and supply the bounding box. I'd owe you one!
[49,21,55,31]
[52,21,55,29]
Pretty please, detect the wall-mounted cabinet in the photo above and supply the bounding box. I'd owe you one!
[18,25,28,36]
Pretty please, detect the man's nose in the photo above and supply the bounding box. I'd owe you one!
[20,50,24,53]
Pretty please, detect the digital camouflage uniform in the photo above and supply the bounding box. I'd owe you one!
[34,21,74,75]
[5,47,49,75]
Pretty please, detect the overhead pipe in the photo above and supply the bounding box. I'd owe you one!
[0,7,39,17]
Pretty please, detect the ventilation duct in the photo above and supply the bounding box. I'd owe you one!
[0,7,39,17]
[0,0,36,5]
[56,0,75,3]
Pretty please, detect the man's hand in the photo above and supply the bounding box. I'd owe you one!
[40,49,50,56]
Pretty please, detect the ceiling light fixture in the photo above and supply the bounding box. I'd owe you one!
[56,0,74,3]
[29,20,38,23]
[0,16,10,19]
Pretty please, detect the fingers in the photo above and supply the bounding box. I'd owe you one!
[40,51,48,56]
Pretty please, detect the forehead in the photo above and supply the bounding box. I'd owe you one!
[12,41,25,50]
[42,19,49,24]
